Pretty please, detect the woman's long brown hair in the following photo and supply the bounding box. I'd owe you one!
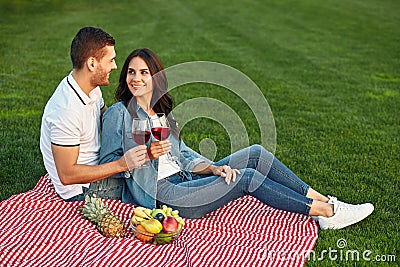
[115,48,180,138]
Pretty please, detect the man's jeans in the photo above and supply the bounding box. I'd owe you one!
[65,176,123,202]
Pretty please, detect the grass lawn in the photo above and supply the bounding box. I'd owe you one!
[0,0,398,265]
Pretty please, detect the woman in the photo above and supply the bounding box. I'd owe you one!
[99,48,374,230]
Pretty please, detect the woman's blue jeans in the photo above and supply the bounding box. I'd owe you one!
[156,144,313,219]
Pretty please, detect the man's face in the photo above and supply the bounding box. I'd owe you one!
[92,45,117,87]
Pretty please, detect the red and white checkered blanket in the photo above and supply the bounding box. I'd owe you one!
[0,174,318,266]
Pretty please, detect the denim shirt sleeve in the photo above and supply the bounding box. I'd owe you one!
[99,102,158,208]
[178,139,213,171]
[99,103,127,178]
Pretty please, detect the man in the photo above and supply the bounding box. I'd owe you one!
[40,27,147,201]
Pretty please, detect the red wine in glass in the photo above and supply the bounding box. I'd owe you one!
[132,130,151,145]
[132,118,150,168]
[150,113,179,164]
[151,127,170,141]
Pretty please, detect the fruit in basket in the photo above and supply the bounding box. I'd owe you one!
[140,218,163,234]
[155,231,173,245]
[134,206,152,219]
[131,215,146,225]
[176,217,185,228]
[153,213,166,222]
[135,224,155,242]
[79,194,125,238]
[161,205,174,216]
[131,205,185,244]
[162,216,179,234]
[171,210,179,217]
[151,209,167,222]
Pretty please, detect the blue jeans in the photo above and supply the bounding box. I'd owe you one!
[65,177,124,202]
[156,145,313,219]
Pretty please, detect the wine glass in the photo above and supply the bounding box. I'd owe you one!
[149,113,178,164]
[132,118,151,168]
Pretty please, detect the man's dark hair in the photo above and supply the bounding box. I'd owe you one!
[70,26,115,69]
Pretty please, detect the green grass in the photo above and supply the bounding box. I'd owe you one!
[0,0,399,265]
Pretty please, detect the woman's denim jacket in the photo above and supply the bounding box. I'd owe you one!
[99,101,211,209]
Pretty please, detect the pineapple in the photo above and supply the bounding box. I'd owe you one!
[79,194,125,238]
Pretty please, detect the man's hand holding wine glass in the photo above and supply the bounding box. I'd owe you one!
[122,145,148,171]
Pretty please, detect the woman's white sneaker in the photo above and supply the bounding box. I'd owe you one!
[318,201,374,230]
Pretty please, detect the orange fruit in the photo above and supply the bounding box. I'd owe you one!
[135,224,155,242]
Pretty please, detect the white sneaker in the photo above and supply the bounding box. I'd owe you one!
[310,196,338,222]
[318,198,374,230]
[328,195,338,204]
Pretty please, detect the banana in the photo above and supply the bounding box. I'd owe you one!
[131,215,146,225]
[143,208,153,218]
[134,207,148,218]
[134,206,152,219]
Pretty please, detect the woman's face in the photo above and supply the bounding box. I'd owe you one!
[126,56,153,98]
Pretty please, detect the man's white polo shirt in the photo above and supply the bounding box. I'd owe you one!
[40,73,105,199]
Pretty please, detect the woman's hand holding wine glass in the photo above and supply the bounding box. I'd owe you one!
[149,113,178,164]
[147,140,171,160]
[150,114,171,141]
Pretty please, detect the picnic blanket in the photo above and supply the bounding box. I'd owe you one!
[0,174,318,266]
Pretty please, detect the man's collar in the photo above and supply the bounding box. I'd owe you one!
[67,73,97,105]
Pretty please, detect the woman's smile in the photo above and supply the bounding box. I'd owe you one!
[126,56,153,97]
[131,83,146,95]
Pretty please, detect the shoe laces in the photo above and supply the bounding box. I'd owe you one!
[328,195,338,204]
[328,195,339,214]
[336,202,354,211]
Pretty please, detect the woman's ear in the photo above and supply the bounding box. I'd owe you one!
[86,57,96,71]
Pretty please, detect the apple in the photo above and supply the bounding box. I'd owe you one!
[162,216,179,233]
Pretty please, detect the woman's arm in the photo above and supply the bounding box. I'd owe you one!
[178,140,213,171]
[192,161,241,185]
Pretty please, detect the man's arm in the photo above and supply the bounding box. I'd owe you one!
[52,143,146,185]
